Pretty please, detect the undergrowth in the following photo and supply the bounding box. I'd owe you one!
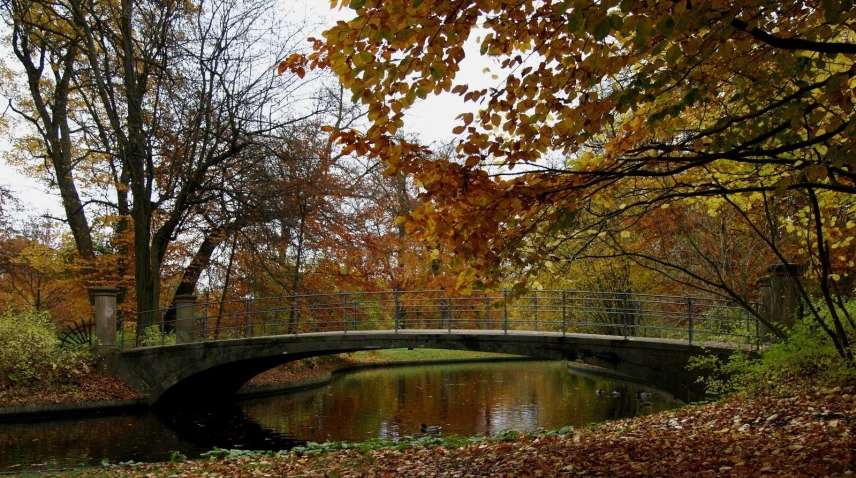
[150,427,572,465]
[690,303,856,396]
[0,309,92,390]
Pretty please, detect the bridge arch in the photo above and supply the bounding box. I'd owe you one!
[107,331,736,406]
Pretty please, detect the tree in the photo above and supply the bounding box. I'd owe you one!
[0,219,67,313]
[4,0,322,333]
[282,1,856,361]
[215,98,440,300]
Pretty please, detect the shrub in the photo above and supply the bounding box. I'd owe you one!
[137,324,175,346]
[0,309,91,389]
[690,305,856,396]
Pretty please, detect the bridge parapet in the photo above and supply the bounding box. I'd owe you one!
[100,289,763,351]
[174,294,198,345]
[89,286,121,351]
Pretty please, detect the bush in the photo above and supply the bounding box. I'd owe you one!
[690,307,856,396]
[137,324,175,346]
[0,309,91,389]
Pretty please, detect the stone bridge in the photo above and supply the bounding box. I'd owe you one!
[89,288,770,406]
[104,331,747,406]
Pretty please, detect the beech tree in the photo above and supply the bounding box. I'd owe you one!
[282,1,856,360]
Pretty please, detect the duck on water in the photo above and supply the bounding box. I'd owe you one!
[421,424,442,434]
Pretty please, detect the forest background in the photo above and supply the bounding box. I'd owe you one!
[0,0,854,374]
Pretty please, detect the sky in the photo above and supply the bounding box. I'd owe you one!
[0,1,494,223]
[318,4,495,146]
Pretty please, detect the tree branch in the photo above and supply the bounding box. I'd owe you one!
[730,18,856,54]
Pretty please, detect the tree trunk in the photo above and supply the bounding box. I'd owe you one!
[10,29,96,262]
[214,235,238,340]
[162,228,227,327]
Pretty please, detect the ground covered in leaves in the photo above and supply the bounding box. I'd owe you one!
[0,370,143,408]
[52,383,854,477]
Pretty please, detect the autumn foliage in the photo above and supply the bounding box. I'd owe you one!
[278,0,856,361]
[3,0,856,364]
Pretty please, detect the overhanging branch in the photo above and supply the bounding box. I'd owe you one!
[730,18,856,55]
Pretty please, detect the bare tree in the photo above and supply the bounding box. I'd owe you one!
[4,0,324,333]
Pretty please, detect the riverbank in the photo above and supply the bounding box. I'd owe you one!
[0,349,523,416]
[0,371,144,410]
[237,349,531,398]
[25,382,855,477]
[243,348,523,390]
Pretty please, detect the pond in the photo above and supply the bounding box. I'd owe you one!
[0,360,681,473]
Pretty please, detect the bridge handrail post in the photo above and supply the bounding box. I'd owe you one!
[160,309,166,346]
[533,292,538,332]
[754,313,760,350]
[343,292,348,333]
[561,290,566,336]
[503,289,508,335]
[394,290,400,334]
[294,295,300,335]
[437,295,444,330]
[246,299,253,338]
[583,296,589,334]
[687,297,694,345]
[485,296,490,330]
[622,292,628,339]
[202,301,209,341]
[311,302,317,333]
[447,297,452,333]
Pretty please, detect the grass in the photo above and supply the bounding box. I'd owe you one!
[242,348,525,390]
[352,348,523,362]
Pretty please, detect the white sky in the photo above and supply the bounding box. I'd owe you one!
[319,4,495,146]
[0,2,494,222]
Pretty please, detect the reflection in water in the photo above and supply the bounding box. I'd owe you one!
[240,361,676,442]
[155,403,302,451]
[0,412,201,472]
[1,361,678,473]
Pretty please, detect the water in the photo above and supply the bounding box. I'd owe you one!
[0,361,680,473]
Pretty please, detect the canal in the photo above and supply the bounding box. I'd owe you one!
[1,360,680,473]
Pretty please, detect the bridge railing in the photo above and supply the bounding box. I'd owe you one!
[115,290,761,349]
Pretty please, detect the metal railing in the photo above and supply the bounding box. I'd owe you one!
[116,290,761,350]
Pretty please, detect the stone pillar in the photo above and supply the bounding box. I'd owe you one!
[756,275,772,342]
[174,294,198,344]
[90,287,121,350]
[768,263,804,331]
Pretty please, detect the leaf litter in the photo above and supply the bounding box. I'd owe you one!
[54,384,856,477]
